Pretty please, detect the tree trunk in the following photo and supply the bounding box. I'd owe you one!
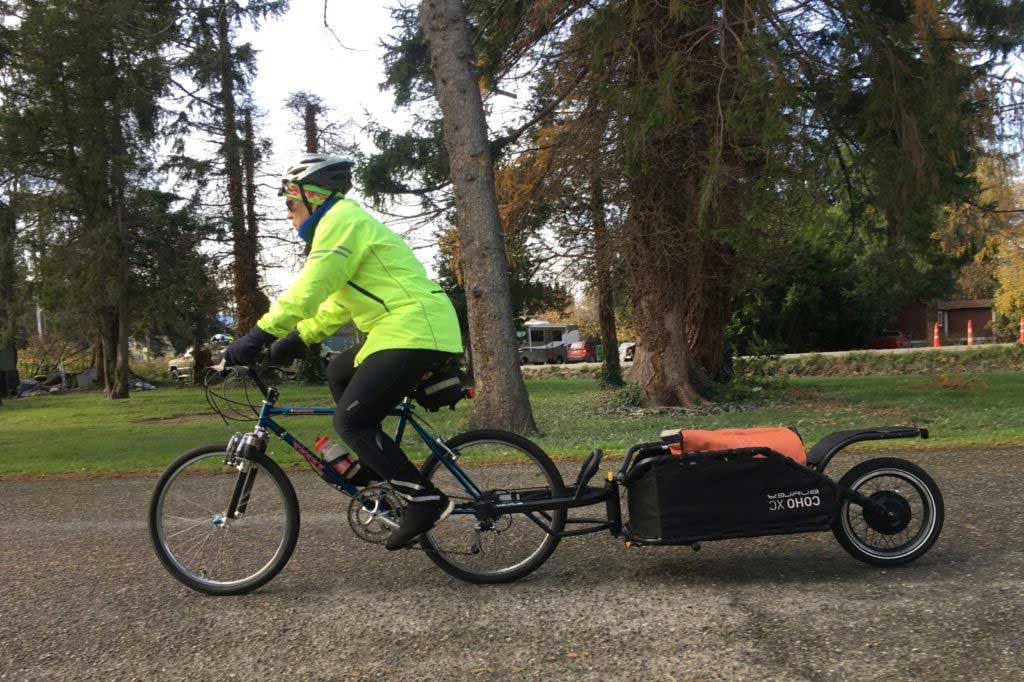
[298,100,325,380]
[218,2,260,334]
[0,200,18,355]
[241,107,268,322]
[304,101,318,154]
[681,0,758,384]
[618,4,712,406]
[685,240,736,383]
[0,201,16,407]
[102,312,117,396]
[419,0,538,434]
[628,219,704,405]
[108,72,130,400]
[192,310,211,386]
[589,169,622,387]
[95,336,105,387]
[110,208,130,399]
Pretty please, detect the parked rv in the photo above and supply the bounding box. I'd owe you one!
[516,320,580,365]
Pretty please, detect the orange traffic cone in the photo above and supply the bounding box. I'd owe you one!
[1019,316,1023,344]
[967,319,974,346]
[933,322,940,348]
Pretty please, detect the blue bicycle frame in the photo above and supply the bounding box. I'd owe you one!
[255,394,483,509]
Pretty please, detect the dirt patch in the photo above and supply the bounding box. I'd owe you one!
[911,374,988,391]
[131,413,220,424]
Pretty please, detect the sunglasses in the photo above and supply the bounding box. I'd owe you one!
[285,198,298,211]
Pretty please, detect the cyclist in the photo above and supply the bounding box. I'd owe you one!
[223,154,464,550]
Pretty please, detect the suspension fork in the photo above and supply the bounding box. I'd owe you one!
[227,460,259,518]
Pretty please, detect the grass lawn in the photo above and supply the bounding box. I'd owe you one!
[1,372,1022,477]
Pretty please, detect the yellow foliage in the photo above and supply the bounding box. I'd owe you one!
[994,224,1024,320]
[439,125,568,286]
[939,157,1022,301]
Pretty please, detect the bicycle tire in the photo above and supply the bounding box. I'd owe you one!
[148,443,300,595]
[832,457,944,567]
[419,429,566,584]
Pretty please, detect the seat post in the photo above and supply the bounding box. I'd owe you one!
[393,397,414,444]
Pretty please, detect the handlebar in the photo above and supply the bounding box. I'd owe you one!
[210,355,274,402]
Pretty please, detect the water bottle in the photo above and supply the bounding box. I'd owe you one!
[314,436,362,481]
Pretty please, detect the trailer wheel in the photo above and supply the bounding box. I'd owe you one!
[833,457,944,567]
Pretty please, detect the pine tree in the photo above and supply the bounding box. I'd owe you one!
[172,0,288,335]
[0,0,179,398]
[418,0,544,433]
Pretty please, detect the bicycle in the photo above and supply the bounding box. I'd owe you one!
[148,365,570,595]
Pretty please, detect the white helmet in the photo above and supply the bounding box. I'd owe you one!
[279,154,354,197]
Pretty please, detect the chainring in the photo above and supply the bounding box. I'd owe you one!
[347,486,404,544]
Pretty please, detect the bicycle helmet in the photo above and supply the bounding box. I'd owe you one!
[280,154,354,214]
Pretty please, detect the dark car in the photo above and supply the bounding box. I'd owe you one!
[869,330,911,349]
[566,338,601,363]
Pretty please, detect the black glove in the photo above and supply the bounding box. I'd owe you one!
[270,330,308,366]
[223,326,277,367]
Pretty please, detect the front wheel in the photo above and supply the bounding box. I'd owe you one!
[832,457,944,567]
[148,443,300,595]
[419,429,566,584]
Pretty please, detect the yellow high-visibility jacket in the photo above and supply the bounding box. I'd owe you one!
[258,199,463,365]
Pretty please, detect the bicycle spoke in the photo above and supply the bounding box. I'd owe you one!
[165,518,211,540]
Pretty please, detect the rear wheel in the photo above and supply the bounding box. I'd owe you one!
[832,457,943,567]
[149,443,300,595]
[419,429,566,583]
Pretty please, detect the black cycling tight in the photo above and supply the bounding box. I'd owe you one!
[327,346,456,488]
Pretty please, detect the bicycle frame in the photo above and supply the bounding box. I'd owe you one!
[223,368,617,538]
[251,388,483,510]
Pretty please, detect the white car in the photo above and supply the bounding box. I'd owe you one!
[167,348,194,380]
[619,342,636,364]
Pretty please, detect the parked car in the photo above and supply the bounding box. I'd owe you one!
[619,342,636,363]
[869,330,910,349]
[168,342,227,378]
[167,348,194,380]
[566,338,601,363]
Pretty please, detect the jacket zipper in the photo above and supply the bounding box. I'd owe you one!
[349,282,390,312]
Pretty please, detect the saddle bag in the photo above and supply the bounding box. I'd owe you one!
[413,362,467,412]
[624,428,835,545]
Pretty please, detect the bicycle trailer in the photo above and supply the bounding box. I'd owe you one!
[520,424,942,567]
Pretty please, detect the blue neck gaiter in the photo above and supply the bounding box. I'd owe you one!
[297,196,340,245]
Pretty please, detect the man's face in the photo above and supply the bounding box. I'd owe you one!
[286,198,311,230]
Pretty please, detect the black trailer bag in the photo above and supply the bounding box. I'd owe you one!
[625,449,836,544]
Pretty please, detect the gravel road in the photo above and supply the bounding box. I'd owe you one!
[2,448,1021,681]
